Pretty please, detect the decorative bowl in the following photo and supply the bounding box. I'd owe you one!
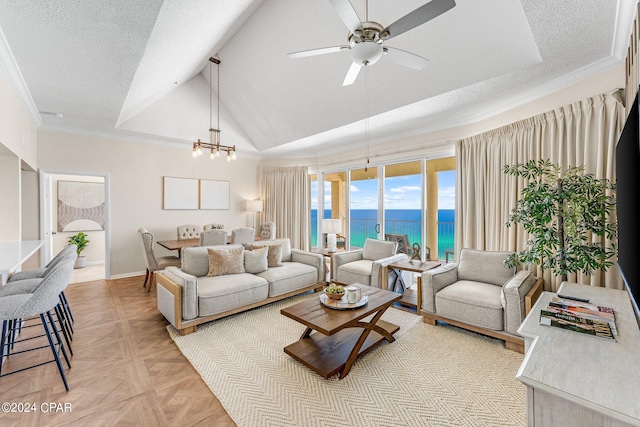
[325,290,345,300]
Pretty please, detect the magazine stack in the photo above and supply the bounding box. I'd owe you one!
[538,295,616,341]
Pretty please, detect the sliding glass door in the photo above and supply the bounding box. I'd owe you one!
[383,160,423,257]
[322,171,346,249]
[349,167,379,248]
[312,156,456,259]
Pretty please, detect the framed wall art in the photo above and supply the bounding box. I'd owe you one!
[57,181,105,232]
[200,179,230,210]
[163,176,199,210]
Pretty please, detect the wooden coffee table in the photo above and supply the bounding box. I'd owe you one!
[280,283,401,379]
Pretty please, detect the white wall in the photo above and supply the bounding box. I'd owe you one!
[0,154,20,241]
[0,66,37,169]
[0,65,38,245]
[36,131,260,278]
[21,166,40,269]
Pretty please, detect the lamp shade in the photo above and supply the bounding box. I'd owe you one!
[322,219,342,234]
[246,200,263,212]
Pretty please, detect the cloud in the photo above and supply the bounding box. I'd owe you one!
[389,185,421,193]
[438,186,456,209]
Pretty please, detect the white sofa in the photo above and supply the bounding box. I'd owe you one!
[156,238,324,335]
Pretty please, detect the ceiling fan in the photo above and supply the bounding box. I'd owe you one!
[287,0,456,86]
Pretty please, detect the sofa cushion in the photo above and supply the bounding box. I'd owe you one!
[436,280,504,331]
[249,238,292,262]
[256,262,318,297]
[457,249,515,287]
[207,246,245,277]
[244,246,268,274]
[197,274,269,316]
[362,238,396,261]
[182,244,243,277]
[337,259,373,286]
[251,243,283,267]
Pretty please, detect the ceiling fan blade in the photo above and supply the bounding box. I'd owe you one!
[287,46,347,59]
[343,62,361,86]
[381,0,456,41]
[383,47,429,70]
[329,0,363,33]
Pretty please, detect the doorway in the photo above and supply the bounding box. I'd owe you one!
[40,170,110,282]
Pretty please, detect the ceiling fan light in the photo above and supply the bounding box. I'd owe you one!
[350,41,383,66]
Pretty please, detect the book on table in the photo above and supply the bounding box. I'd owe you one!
[539,309,616,341]
[549,297,615,319]
[545,296,618,336]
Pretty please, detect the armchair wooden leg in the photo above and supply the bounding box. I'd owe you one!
[422,312,437,325]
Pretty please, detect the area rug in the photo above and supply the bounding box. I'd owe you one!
[167,293,526,427]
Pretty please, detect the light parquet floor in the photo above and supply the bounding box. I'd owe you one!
[0,276,235,427]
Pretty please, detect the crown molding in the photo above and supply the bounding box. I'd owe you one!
[0,26,41,127]
[39,124,263,160]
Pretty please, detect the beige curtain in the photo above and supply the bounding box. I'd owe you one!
[455,90,624,291]
[259,166,310,250]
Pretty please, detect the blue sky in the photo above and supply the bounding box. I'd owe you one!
[312,170,455,210]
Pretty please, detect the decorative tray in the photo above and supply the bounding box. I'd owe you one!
[319,293,368,310]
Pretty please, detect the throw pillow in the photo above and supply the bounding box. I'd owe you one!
[207,246,245,277]
[244,246,268,274]
[251,243,283,267]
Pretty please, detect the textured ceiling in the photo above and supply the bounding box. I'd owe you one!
[0,0,635,159]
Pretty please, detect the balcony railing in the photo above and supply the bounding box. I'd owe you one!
[313,218,453,261]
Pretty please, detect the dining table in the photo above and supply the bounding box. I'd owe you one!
[156,238,200,253]
[156,235,266,254]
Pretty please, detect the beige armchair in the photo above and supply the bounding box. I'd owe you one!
[200,229,227,246]
[139,227,181,292]
[331,238,407,288]
[420,248,541,353]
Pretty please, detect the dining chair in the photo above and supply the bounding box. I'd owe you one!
[177,224,200,240]
[0,257,76,391]
[203,223,224,231]
[138,227,181,292]
[200,229,228,246]
[258,221,276,240]
[231,227,255,245]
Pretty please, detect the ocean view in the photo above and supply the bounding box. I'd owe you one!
[311,209,455,260]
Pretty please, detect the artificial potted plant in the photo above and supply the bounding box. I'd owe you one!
[68,232,90,269]
[503,159,618,282]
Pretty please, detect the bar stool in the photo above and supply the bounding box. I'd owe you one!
[0,257,76,391]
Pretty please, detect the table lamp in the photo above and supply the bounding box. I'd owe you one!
[322,219,342,252]
[246,200,263,229]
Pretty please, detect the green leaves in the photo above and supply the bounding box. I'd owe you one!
[68,232,90,256]
[504,159,617,281]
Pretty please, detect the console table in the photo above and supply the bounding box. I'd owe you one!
[517,282,640,426]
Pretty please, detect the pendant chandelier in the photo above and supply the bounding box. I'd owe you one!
[192,57,237,161]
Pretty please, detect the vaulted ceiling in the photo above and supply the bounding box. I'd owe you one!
[0,0,635,159]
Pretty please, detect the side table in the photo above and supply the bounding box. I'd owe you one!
[310,247,343,283]
[382,259,441,312]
